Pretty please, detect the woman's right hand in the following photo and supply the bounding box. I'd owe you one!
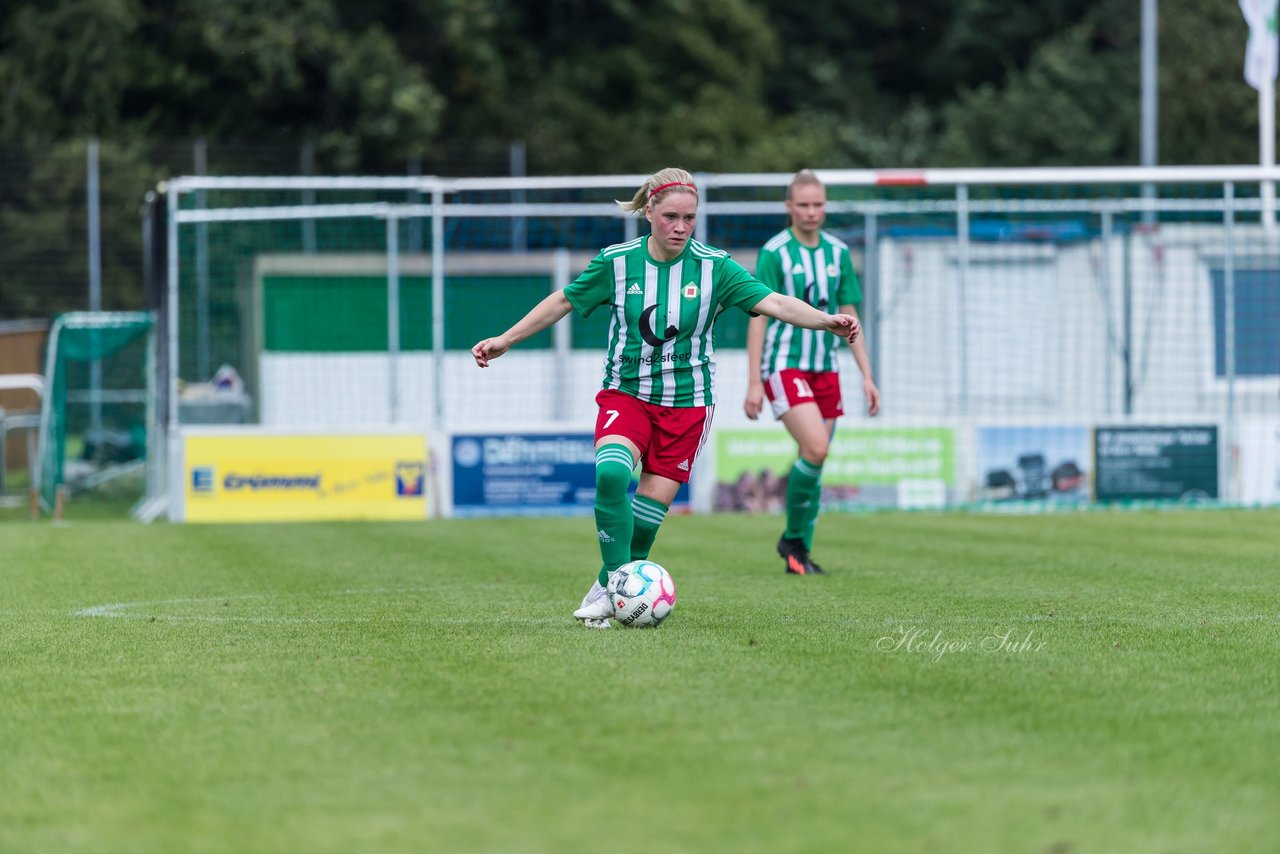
[471,336,510,367]
[743,379,765,420]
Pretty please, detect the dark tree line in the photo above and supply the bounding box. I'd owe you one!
[1,0,1263,172]
[0,0,1267,317]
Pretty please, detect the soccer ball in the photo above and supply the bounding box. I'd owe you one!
[608,560,677,628]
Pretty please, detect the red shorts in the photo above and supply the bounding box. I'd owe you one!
[764,369,844,419]
[593,389,714,483]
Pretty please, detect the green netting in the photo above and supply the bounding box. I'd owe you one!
[38,312,153,512]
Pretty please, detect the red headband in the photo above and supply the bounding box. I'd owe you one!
[648,181,697,199]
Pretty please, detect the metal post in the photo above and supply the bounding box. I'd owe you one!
[511,141,527,251]
[301,142,317,253]
[386,214,401,424]
[1263,78,1277,232]
[166,185,180,429]
[693,179,708,245]
[87,138,103,436]
[406,158,424,253]
[1100,208,1114,413]
[1140,0,1158,225]
[552,248,572,421]
[1223,182,1237,500]
[862,210,879,385]
[1122,224,1134,415]
[955,184,971,415]
[431,188,446,430]
[194,138,210,381]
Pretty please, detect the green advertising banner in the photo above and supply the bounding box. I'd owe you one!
[714,427,955,512]
[1094,425,1219,502]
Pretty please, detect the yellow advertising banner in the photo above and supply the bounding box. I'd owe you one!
[184,434,428,522]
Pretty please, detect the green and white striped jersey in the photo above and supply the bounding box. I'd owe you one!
[756,228,862,374]
[564,237,772,407]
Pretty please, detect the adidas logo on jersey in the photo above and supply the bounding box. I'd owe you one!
[598,529,615,543]
[627,283,642,295]
[791,263,805,275]
[677,459,690,471]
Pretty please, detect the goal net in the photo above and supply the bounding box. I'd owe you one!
[35,311,155,514]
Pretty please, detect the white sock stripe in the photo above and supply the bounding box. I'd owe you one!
[795,458,822,478]
[595,449,635,468]
[631,502,668,524]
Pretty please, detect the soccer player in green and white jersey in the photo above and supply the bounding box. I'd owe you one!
[744,170,881,576]
[472,167,861,627]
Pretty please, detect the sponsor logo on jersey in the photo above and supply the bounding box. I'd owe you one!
[682,283,698,299]
[791,263,805,275]
[627,283,643,295]
[620,351,691,366]
[639,304,679,347]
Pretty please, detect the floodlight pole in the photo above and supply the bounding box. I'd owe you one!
[1140,0,1158,225]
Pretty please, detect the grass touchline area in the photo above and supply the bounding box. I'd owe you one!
[1,510,1277,853]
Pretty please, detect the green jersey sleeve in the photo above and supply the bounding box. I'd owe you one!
[563,253,614,318]
[717,256,774,313]
[835,248,863,306]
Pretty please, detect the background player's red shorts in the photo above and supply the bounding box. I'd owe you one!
[594,389,713,483]
[764,369,844,419]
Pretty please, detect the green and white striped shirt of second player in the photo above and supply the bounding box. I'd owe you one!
[756,227,863,375]
[564,236,773,408]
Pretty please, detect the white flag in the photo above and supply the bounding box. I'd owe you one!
[1242,0,1279,90]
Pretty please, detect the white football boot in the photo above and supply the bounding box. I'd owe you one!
[573,578,615,628]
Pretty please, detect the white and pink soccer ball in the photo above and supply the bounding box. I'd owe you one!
[608,560,677,628]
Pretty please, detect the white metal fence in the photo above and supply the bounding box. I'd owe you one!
[161,166,1280,511]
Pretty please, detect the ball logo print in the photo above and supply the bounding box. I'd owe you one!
[639,304,679,347]
[607,560,677,627]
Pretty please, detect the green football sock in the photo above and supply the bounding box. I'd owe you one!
[802,479,822,551]
[784,457,823,541]
[594,444,636,586]
[630,495,669,561]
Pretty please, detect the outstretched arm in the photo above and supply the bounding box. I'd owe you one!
[743,314,768,420]
[751,292,860,342]
[472,290,574,367]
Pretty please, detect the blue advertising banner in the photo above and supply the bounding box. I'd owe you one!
[452,433,690,517]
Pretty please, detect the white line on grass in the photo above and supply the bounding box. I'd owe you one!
[71,588,433,621]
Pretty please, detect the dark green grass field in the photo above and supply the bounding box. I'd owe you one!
[1,509,1277,853]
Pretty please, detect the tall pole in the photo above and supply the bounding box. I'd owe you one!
[510,141,527,251]
[194,138,210,381]
[1242,0,1278,230]
[1140,0,1158,225]
[87,137,103,436]
[1262,75,1276,232]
